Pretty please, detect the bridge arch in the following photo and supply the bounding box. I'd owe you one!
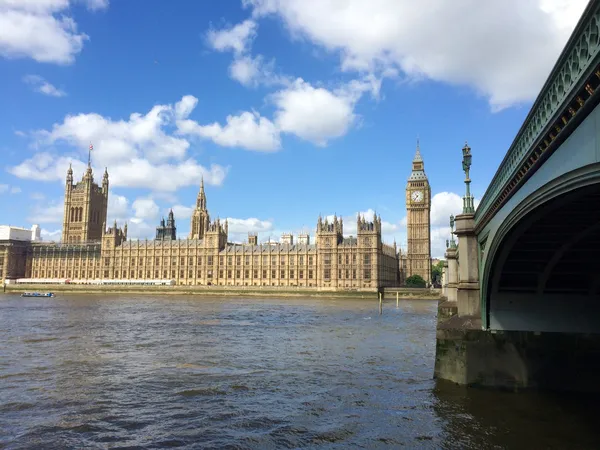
[482,163,600,333]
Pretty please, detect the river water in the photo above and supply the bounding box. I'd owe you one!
[1,295,598,449]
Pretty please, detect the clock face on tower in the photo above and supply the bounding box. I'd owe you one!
[411,190,424,203]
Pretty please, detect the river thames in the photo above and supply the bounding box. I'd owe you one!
[1,295,598,449]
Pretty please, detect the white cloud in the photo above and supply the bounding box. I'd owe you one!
[272,78,360,146]
[28,201,63,224]
[229,54,262,86]
[175,96,280,151]
[132,197,159,221]
[207,19,257,54]
[0,183,22,194]
[108,192,129,221]
[430,192,464,228]
[9,96,230,191]
[23,74,66,97]
[178,110,281,152]
[171,204,194,220]
[0,0,107,64]
[40,228,61,241]
[244,0,588,110]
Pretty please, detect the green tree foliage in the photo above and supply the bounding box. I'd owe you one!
[406,274,426,288]
[431,260,445,285]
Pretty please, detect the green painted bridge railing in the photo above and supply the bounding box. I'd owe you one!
[475,1,600,229]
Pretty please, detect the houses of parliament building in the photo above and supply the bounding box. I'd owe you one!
[0,146,432,290]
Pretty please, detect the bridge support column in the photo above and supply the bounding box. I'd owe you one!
[445,247,458,303]
[454,213,480,317]
[441,261,448,297]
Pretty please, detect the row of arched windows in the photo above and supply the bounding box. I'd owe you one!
[70,207,83,222]
[69,207,102,224]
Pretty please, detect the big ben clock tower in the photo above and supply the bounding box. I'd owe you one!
[406,140,432,285]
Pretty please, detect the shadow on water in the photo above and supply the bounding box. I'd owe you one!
[433,380,600,449]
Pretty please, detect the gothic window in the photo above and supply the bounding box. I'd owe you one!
[228,256,232,265]
[271,270,276,278]
[131,258,135,265]
[207,256,213,266]
[189,257,193,265]
[219,270,224,278]
[262,256,267,264]
[172,258,176,265]
[338,254,342,264]
[364,269,371,280]
[245,270,249,278]
[130,270,135,278]
[299,256,304,265]
[180,257,185,265]
[155,271,159,278]
[171,270,175,278]
[280,256,285,264]
[280,270,285,278]
[290,256,295,266]
[227,270,232,279]
[324,269,330,280]
[164,270,168,278]
[290,270,294,278]
[324,254,331,265]
[236,256,241,265]
[346,270,349,279]
[352,270,356,279]
[309,256,313,265]
[253,269,258,278]
[299,270,304,279]
[338,269,342,278]
[271,256,276,265]
[207,270,213,279]
[364,254,371,264]
[198,257,203,265]
[262,270,266,278]
[220,256,224,266]
[345,255,349,264]
[189,270,193,278]
[253,256,258,264]
[180,270,184,278]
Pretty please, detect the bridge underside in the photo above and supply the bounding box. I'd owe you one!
[488,182,600,333]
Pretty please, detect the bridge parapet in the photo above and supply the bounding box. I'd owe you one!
[475,2,600,230]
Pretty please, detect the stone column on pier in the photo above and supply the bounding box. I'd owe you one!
[441,261,448,297]
[454,213,480,317]
[445,246,458,303]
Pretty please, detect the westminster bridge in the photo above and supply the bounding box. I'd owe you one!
[436,1,600,392]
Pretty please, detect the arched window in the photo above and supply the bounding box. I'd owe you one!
[70,207,74,222]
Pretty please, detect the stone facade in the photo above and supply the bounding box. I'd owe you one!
[2,163,408,290]
[61,162,108,243]
[405,142,432,284]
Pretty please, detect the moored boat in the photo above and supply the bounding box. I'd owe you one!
[21,292,55,298]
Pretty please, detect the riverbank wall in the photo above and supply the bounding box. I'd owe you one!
[3,284,442,300]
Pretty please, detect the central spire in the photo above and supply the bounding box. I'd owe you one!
[413,138,423,163]
[197,176,207,210]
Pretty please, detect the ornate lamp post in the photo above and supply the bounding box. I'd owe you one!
[449,214,457,248]
[462,142,475,214]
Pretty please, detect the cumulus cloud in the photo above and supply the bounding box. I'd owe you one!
[207,19,257,54]
[0,0,107,64]
[132,197,159,221]
[23,74,66,97]
[272,78,360,146]
[178,110,281,152]
[8,96,230,191]
[243,0,587,110]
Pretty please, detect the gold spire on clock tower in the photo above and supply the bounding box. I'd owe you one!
[406,139,432,285]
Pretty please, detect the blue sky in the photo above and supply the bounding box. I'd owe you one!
[0,0,588,257]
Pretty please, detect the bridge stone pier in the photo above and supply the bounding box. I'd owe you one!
[435,1,600,393]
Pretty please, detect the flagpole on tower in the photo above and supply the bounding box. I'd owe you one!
[88,143,93,167]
